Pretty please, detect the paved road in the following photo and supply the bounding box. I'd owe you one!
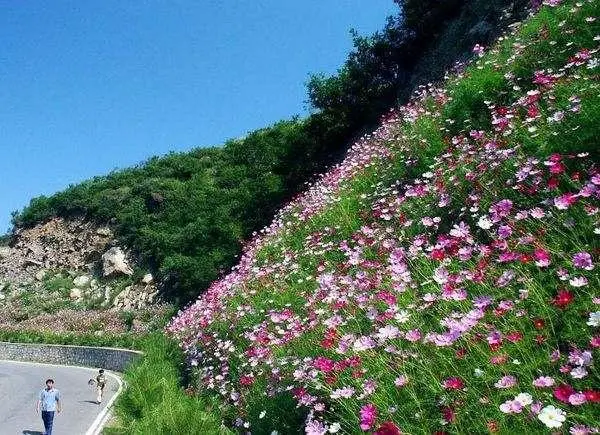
[0,360,119,435]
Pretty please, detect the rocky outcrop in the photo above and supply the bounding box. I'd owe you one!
[102,247,133,276]
[0,217,113,283]
[0,217,160,312]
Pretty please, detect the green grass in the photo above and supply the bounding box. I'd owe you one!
[105,334,232,435]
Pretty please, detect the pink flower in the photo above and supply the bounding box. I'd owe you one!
[554,193,578,210]
[313,357,335,372]
[568,393,587,405]
[570,424,596,435]
[490,199,513,220]
[359,403,377,431]
[497,225,512,239]
[573,252,594,270]
[494,375,517,389]
[405,329,422,342]
[305,419,328,435]
[330,387,355,399]
[533,376,555,388]
[499,399,523,414]
[530,401,543,415]
[394,375,409,387]
[443,377,465,390]
[534,249,551,267]
[472,44,485,57]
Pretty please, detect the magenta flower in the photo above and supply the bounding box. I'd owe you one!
[313,357,335,372]
[554,193,578,210]
[443,377,465,390]
[534,248,551,267]
[359,403,377,431]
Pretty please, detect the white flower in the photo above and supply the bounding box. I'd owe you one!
[569,276,588,287]
[587,311,600,327]
[474,368,484,377]
[477,215,493,230]
[259,411,266,419]
[394,310,410,323]
[537,405,566,428]
[330,387,355,400]
[376,325,400,341]
[571,366,588,379]
[328,423,341,433]
[515,392,533,406]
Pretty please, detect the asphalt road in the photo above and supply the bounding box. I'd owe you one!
[0,360,119,435]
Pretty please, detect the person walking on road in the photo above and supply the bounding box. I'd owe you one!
[36,378,61,435]
[95,369,106,404]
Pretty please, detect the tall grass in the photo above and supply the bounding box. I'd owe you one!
[105,333,231,435]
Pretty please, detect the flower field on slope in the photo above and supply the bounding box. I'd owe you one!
[169,1,600,433]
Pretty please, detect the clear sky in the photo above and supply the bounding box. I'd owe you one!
[0,1,397,233]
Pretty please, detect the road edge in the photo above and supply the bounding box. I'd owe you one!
[85,368,123,435]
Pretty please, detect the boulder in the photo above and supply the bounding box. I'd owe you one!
[96,227,112,237]
[69,288,83,300]
[73,275,91,287]
[141,273,153,284]
[35,270,47,281]
[102,247,133,276]
[0,246,10,259]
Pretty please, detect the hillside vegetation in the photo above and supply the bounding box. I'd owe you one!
[169,1,600,433]
[11,0,528,304]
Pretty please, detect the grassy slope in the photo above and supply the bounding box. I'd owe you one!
[105,334,232,435]
[170,1,600,433]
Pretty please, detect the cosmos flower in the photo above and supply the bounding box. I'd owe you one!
[586,311,600,327]
[538,405,566,429]
[494,375,517,389]
[573,252,594,270]
[359,404,377,431]
[533,376,555,388]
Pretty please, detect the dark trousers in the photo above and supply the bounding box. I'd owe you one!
[41,410,55,435]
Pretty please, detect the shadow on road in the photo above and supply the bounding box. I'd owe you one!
[22,431,44,435]
[79,400,100,405]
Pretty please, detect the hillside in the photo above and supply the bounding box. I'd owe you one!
[10,0,528,305]
[169,1,600,433]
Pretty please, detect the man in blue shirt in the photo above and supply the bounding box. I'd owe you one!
[36,379,61,435]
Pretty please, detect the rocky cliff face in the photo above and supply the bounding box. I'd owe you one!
[0,217,166,335]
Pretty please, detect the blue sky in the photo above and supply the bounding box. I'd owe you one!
[0,1,397,233]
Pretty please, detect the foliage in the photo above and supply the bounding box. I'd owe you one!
[105,333,231,435]
[11,1,529,304]
[169,1,600,433]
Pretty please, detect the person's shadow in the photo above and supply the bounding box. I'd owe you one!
[22,431,44,435]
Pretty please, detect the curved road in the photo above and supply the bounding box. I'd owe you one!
[0,360,120,435]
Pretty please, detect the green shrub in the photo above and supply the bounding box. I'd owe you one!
[106,334,231,435]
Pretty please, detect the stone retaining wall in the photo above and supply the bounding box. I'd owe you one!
[0,341,142,371]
